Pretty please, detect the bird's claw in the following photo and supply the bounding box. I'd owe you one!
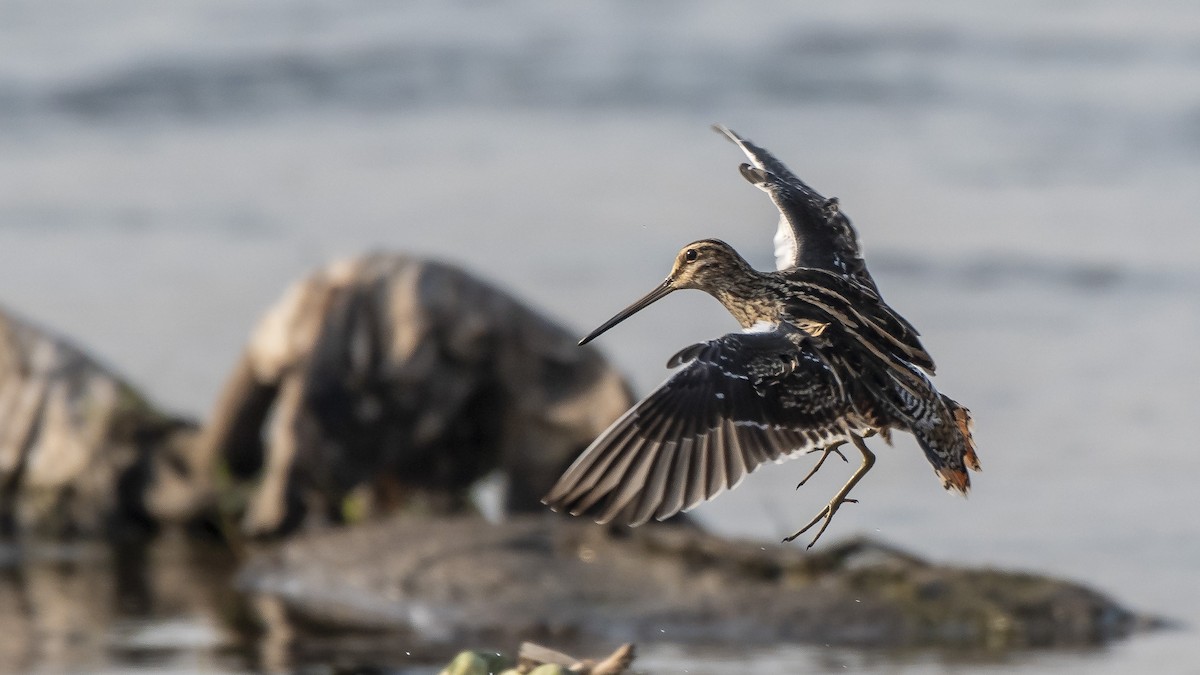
[781,494,859,548]
[786,435,876,548]
[796,445,849,488]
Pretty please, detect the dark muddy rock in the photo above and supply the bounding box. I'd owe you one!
[197,254,634,537]
[236,515,1161,650]
[0,306,198,538]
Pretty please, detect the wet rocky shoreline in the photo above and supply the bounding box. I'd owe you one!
[235,514,1164,657]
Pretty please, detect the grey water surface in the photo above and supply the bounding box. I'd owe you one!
[1,1,1199,672]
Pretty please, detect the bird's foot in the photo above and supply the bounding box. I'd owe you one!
[796,445,848,488]
[782,496,858,548]
[785,434,876,549]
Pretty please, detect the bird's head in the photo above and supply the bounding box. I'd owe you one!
[578,239,752,346]
[666,239,749,291]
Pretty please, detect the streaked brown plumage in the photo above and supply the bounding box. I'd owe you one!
[545,127,978,546]
[543,239,979,546]
[711,124,980,491]
[580,240,933,375]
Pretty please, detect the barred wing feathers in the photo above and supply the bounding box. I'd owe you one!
[543,329,857,526]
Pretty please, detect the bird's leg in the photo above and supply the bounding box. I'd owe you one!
[783,434,876,548]
[796,443,848,488]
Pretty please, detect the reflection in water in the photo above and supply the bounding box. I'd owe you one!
[0,537,248,673]
[0,536,465,673]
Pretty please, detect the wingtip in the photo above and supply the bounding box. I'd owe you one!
[553,499,602,522]
[711,123,738,142]
[541,479,575,508]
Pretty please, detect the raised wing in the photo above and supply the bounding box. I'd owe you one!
[543,327,858,527]
[713,124,875,290]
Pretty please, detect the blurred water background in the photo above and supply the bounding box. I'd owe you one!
[1,1,1199,673]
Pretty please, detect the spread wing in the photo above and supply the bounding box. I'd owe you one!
[713,124,875,290]
[543,328,858,527]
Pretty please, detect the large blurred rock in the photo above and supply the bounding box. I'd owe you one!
[238,515,1162,651]
[199,254,633,537]
[0,306,197,538]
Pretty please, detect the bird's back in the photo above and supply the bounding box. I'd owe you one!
[768,267,936,376]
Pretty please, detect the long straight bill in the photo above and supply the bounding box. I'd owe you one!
[578,279,675,346]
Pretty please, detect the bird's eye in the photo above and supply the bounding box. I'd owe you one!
[684,249,698,262]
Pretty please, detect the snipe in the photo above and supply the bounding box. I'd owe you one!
[543,129,979,547]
